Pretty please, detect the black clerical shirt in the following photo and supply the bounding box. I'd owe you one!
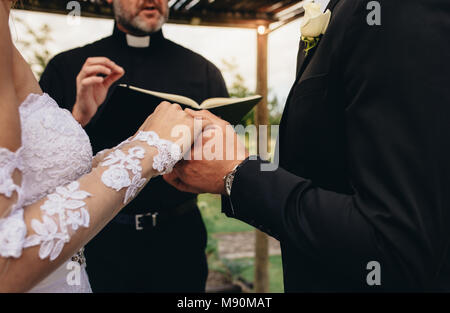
[40,26,229,213]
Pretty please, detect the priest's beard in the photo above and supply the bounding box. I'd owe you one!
[113,0,168,35]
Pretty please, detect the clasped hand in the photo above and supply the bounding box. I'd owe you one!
[137,102,248,194]
[163,109,249,195]
[72,57,248,186]
[139,103,248,193]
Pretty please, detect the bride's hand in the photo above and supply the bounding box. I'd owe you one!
[138,101,206,155]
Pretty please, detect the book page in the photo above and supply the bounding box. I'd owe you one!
[200,95,262,109]
[121,84,201,109]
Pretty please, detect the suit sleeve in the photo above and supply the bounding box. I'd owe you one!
[222,158,387,288]
[222,0,450,290]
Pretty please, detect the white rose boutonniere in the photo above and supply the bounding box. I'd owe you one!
[300,2,332,56]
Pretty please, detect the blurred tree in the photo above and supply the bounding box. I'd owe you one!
[13,15,52,79]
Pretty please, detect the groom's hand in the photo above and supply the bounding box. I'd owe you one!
[72,57,125,127]
[163,109,249,194]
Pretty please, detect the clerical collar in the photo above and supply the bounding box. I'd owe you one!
[112,24,165,49]
[126,34,150,48]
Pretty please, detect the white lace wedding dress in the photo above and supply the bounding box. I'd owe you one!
[7,93,93,292]
[0,92,182,293]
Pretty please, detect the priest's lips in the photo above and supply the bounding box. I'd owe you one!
[140,5,160,16]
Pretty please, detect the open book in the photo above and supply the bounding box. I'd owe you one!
[120,84,262,124]
[86,84,262,154]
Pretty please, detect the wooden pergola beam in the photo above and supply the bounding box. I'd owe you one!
[167,12,277,29]
[255,29,270,293]
[17,0,304,30]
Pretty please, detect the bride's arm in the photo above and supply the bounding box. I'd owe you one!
[0,0,23,218]
[0,102,197,292]
[0,3,200,292]
[2,142,158,292]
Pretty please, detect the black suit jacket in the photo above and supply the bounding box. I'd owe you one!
[223,0,450,291]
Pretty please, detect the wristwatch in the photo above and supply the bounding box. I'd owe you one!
[224,156,255,196]
[223,164,240,196]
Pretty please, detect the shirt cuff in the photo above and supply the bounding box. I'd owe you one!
[220,156,289,240]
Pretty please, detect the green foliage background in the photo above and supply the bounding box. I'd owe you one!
[221,59,282,126]
[13,16,52,79]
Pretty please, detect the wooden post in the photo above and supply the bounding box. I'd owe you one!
[254,25,270,293]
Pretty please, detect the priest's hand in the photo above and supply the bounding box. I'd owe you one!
[163,109,249,194]
[72,57,125,127]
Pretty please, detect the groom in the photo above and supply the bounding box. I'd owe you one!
[165,0,450,291]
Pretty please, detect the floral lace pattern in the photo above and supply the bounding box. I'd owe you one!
[0,93,94,292]
[0,209,27,258]
[0,146,26,258]
[133,131,182,174]
[100,147,147,204]
[19,94,93,206]
[98,131,182,205]
[23,182,91,261]
[0,147,23,201]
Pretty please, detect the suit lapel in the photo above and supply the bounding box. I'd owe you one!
[294,0,341,83]
[279,0,341,161]
[295,39,308,78]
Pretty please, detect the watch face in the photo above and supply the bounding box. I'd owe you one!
[225,173,233,196]
[225,163,241,196]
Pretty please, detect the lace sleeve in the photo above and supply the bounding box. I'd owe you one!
[99,131,182,204]
[0,147,26,258]
[0,131,182,264]
[0,147,23,201]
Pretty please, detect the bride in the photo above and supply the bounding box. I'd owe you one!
[0,1,201,292]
